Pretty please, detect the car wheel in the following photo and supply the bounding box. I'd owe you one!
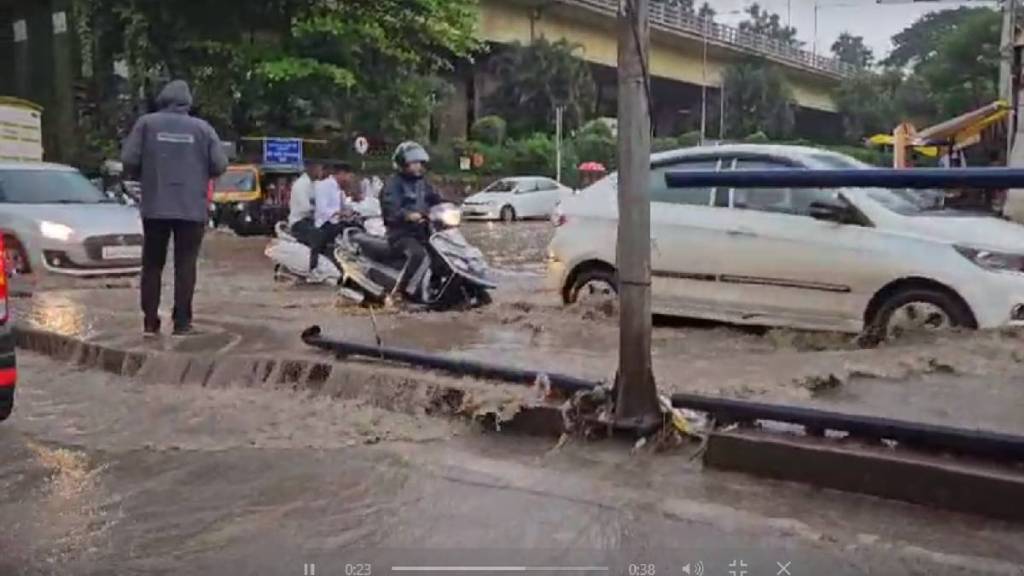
[500,205,516,223]
[3,236,29,275]
[869,288,973,341]
[567,267,618,305]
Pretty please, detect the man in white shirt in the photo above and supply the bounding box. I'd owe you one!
[309,162,355,273]
[287,160,322,245]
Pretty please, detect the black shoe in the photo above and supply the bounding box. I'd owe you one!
[172,324,197,337]
[143,318,161,338]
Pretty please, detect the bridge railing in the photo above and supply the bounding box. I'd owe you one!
[563,0,858,78]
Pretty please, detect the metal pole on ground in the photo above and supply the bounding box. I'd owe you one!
[615,0,660,428]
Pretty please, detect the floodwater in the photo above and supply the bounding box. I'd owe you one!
[2,352,1023,575]
[11,221,1024,435]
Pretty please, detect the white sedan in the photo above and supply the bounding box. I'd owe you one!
[547,144,1024,338]
[462,177,573,222]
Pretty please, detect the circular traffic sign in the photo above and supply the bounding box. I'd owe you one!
[354,136,369,156]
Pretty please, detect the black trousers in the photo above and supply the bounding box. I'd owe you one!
[141,219,206,329]
[290,217,316,246]
[391,236,429,297]
[309,221,343,272]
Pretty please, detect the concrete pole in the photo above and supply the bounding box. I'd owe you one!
[615,0,660,428]
[556,106,564,184]
[700,18,709,145]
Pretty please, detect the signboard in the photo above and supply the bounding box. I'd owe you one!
[52,12,68,35]
[459,156,472,171]
[0,99,44,162]
[354,136,369,156]
[12,20,26,43]
[263,138,303,166]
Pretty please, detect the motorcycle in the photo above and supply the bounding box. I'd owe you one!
[336,203,495,309]
[265,214,386,284]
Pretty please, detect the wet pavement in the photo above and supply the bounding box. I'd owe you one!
[3,352,1023,575]
[9,222,1024,435]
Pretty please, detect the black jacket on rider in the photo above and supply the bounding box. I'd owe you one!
[380,174,442,242]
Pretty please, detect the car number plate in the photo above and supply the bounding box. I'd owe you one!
[102,245,142,260]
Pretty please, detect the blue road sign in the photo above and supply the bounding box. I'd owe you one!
[263,138,303,166]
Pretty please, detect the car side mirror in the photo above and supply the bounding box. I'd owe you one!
[808,200,852,223]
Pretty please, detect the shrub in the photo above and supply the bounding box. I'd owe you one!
[677,131,702,148]
[507,133,557,176]
[743,131,770,143]
[653,137,681,153]
[471,116,507,146]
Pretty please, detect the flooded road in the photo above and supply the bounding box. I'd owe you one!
[3,353,1023,575]
[10,222,1024,435]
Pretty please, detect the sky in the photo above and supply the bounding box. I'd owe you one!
[708,0,995,59]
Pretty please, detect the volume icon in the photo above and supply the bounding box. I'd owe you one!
[682,561,704,576]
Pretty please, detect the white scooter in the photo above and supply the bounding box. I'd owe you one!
[266,211,386,285]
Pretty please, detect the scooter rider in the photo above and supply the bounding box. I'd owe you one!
[380,141,442,300]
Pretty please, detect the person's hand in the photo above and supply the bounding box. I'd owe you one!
[406,212,424,223]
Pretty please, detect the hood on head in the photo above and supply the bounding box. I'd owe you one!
[156,80,193,112]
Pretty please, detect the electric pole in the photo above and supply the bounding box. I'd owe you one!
[615,0,661,428]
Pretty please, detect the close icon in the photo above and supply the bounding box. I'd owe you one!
[681,561,704,575]
[777,561,793,575]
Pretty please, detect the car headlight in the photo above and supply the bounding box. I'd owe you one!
[39,221,74,241]
[955,245,1024,273]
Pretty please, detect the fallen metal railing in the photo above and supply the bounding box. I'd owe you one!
[301,326,1024,462]
[301,326,595,394]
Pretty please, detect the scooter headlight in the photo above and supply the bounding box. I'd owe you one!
[430,203,462,228]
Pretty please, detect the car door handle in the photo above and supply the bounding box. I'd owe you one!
[727,228,757,237]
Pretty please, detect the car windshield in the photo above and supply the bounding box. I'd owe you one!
[485,180,517,193]
[865,188,945,215]
[215,171,258,192]
[805,153,873,170]
[0,168,111,204]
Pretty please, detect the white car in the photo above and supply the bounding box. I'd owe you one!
[0,162,143,276]
[547,144,1024,337]
[462,177,573,222]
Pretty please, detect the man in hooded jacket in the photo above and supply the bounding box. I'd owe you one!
[122,80,229,337]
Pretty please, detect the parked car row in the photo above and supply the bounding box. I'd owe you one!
[547,144,1024,337]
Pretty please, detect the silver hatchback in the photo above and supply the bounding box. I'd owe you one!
[0,162,143,276]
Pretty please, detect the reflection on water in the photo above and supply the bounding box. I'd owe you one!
[461,221,553,274]
[25,292,91,337]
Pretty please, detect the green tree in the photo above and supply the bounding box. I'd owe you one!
[721,61,795,139]
[82,0,480,141]
[738,4,801,47]
[485,38,597,139]
[916,8,1001,119]
[831,33,873,68]
[883,6,992,69]
[834,72,897,142]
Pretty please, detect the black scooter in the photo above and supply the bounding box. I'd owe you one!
[335,203,495,309]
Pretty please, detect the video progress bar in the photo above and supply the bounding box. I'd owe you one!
[391,567,609,573]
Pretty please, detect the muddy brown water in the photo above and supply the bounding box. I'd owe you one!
[10,222,1024,436]
[2,352,1023,575]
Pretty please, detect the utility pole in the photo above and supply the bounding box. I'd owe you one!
[615,0,660,428]
[700,16,709,145]
[555,106,564,184]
